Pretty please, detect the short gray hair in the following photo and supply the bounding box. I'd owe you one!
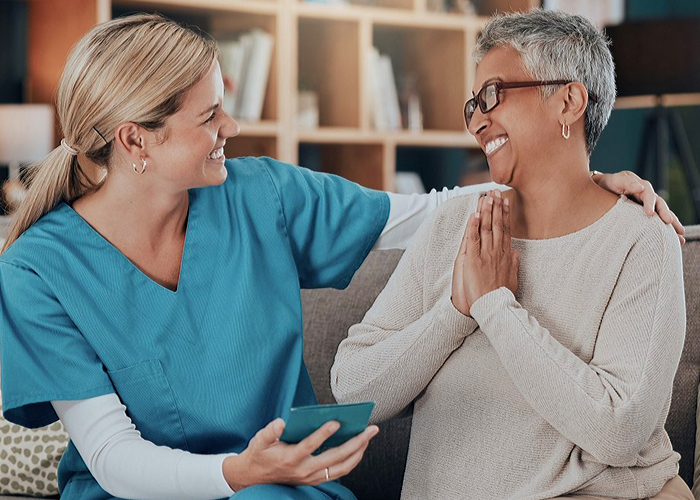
[474,9,615,155]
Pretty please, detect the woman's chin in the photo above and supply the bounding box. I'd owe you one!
[201,160,228,186]
[487,165,513,186]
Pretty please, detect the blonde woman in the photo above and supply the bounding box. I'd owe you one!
[0,12,681,500]
[332,9,692,500]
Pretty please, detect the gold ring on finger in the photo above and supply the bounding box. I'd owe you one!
[325,467,330,481]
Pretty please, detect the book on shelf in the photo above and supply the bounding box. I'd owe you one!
[368,47,402,132]
[218,29,274,122]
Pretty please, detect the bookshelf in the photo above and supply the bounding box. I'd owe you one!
[22,0,539,191]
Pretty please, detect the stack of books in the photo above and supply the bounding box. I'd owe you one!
[218,29,274,122]
[368,47,402,131]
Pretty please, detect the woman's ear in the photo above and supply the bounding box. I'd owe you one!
[560,82,589,127]
[113,122,146,159]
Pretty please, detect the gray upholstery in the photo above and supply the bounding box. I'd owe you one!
[301,227,700,500]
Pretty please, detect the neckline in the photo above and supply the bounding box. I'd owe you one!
[60,190,195,295]
[511,195,626,244]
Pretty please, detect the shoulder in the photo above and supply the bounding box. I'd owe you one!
[0,204,76,273]
[220,156,316,202]
[427,192,482,241]
[614,197,681,271]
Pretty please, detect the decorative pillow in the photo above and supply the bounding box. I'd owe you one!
[0,390,68,497]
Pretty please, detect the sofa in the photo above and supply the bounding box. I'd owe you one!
[1,226,699,500]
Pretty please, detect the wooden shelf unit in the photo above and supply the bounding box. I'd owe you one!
[22,0,537,191]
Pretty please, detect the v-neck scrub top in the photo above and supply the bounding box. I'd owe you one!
[0,157,389,499]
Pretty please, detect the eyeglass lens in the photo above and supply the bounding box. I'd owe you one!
[465,83,499,126]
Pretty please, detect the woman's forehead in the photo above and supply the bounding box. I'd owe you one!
[474,46,528,90]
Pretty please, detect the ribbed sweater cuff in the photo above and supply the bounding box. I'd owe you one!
[469,287,515,328]
[437,296,479,340]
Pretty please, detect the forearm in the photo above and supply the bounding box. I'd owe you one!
[52,394,234,500]
[332,295,477,422]
[470,288,684,466]
[375,184,504,250]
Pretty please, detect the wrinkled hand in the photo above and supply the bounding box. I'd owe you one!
[451,190,519,316]
[223,418,378,491]
[593,170,685,244]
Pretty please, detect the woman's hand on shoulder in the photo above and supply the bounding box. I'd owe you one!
[451,190,519,316]
[223,418,379,491]
[592,170,685,244]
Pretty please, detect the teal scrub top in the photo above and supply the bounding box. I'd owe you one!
[0,157,389,500]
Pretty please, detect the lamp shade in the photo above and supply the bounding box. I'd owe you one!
[0,104,54,164]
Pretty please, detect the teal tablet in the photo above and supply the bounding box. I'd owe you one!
[280,401,375,449]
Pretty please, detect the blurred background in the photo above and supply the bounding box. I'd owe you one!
[1,0,699,229]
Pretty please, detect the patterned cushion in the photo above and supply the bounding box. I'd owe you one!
[0,389,67,497]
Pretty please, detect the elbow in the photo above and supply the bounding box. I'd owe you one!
[329,358,353,404]
[584,418,651,467]
[590,445,639,467]
[89,441,146,499]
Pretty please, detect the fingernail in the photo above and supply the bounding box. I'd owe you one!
[475,211,480,219]
[487,197,493,205]
[494,190,501,198]
[504,198,509,206]
[329,421,340,432]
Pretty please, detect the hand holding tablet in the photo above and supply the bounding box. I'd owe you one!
[280,401,375,450]
[223,402,377,490]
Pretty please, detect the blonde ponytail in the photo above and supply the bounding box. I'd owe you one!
[2,149,96,252]
[2,13,218,252]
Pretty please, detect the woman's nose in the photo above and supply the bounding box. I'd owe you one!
[467,106,488,136]
[222,113,240,139]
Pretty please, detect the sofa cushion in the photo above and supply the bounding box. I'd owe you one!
[673,225,700,490]
[694,382,700,500]
[302,249,407,500]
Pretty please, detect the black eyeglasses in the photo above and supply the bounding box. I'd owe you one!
[463,80,599,127]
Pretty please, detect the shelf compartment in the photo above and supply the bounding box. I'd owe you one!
[209,12,279,123]
[226,136,278,159]
[296,2,475,29]
[297,127,479,147]
[296,0,413,11]
[298,18,361,128]
[237,120,280,136]
[396,145,475,192]
[470,0,540,16]
[351,0,413,9]
[113,2,279,122]
[299,142,387,190]
[373,24,466,132]
[114,0,279,16]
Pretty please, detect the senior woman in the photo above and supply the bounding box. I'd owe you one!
[332,9,692,500]
[0,10,683,500]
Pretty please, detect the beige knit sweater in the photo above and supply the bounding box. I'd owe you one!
[331,194,685,500]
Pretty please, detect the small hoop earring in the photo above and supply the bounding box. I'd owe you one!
[561,122,570,140]
[133,157,146,174]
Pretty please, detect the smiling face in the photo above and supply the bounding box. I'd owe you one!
[468,46,562,187]
[144,61,240,191]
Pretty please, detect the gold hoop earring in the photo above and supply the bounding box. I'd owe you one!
[561,122,570,140]
[133,157,146,174]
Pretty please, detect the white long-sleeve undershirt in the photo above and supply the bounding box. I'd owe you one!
[51,182,504,500]
[51,395,235,500]
[375,183,503,249]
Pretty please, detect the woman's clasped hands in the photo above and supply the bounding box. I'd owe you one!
[223,418,379,491]
[451,190,519,317]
